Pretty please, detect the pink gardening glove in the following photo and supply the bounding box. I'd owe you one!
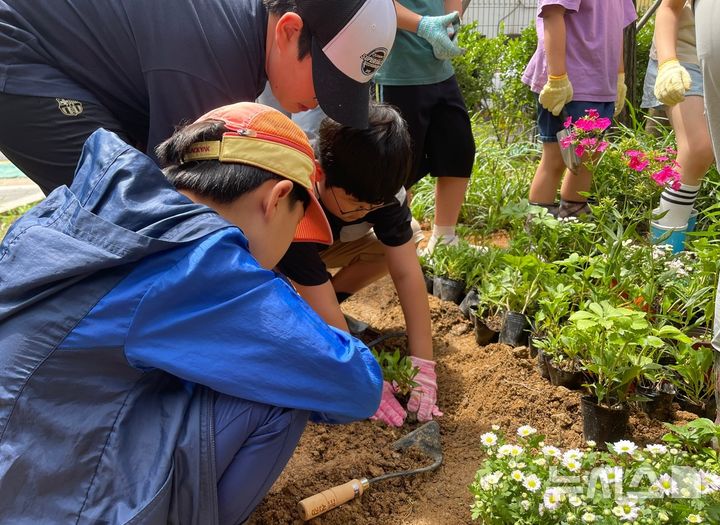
[406,356,443,422]
[370,381,407,427]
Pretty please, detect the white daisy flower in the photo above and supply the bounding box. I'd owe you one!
[497,444,513,457]
[612,440,638,455]
[563,459,581,472]
[542,487,565,511]
[541,445,561,457]
[563,449,584,461]
[523,474,541,492]
[508,445,524,457]
[520,500,530,511]
[612,498,639,521]
[480,432,498,447]
[687,514,703,523]
[517,425,537,437]
[511,469,524,482]
[581,512,596,523]
[652,473,677,496]
[644,444,668,456]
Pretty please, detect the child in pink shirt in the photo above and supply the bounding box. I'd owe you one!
[522,0,637,218]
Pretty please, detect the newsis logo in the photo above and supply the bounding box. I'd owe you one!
[360,47,388,76]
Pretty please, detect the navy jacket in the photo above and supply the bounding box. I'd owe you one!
[0,130,382,523]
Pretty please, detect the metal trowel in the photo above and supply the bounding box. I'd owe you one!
[297,420,443,521]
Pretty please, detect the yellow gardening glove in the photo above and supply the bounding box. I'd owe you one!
[614,72,627,117]
[654,58,691,107]
[539,73,573,116]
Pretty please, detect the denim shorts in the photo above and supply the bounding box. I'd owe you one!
[535,97,615,143]
[641,58,705,109]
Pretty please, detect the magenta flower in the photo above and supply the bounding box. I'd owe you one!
[563,116,573,129]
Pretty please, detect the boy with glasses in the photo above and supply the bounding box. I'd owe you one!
[277,104,441,427]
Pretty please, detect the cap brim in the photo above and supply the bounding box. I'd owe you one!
[312,38,370,130]
[294,189,333,245]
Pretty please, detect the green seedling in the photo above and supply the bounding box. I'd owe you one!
[371,347,419,397]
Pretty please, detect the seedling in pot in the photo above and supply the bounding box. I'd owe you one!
[371,347,419,398]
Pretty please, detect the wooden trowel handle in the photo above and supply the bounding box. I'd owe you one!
[298,478,369,521]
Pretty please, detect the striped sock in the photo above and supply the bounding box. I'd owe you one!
[657,183,700,227]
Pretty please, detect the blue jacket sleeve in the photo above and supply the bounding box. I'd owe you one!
[124,234,383,423]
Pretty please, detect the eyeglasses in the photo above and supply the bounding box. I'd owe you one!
[328,186,393,216]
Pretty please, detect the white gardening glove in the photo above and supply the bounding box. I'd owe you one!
[406,356,443,422]
[370,381,407,427]
[654,58,691,107]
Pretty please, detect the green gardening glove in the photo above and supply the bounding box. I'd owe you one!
[417,12,463,61]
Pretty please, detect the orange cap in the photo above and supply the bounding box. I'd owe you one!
[188,102,333,245]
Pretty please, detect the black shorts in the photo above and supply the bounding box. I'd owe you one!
[376,76,475,188]
[0,93,131,195]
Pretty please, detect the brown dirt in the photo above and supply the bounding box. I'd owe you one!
[247,276,689,525]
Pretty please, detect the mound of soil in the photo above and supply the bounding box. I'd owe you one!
[248,276,688,525]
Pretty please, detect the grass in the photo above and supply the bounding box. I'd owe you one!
[0,202,37,239]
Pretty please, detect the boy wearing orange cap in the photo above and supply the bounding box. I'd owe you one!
[0,102,382,524]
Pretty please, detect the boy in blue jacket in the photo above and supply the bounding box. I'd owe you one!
[0,102,382,525]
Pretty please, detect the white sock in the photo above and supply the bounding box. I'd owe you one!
[657,183,700,227]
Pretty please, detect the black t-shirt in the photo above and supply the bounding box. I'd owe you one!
[0,0,268,156]
[277,188,413,286]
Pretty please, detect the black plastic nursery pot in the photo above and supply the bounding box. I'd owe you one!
[473,315,500,347]
[432,275,466,305]
[636,384,675,422]
[527,332,539,358]
[676,396,717,420]
[459,289,479,320]
[581,396,630,448]
[536,349,550,380]
[546,359,586,390]
[423,272,434,294]
[498,311,529,348]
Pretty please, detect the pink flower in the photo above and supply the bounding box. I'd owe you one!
[560,134,575,149]
[563,116,573,129]
[597,141,609,152]
[595,117,611,131]
[580,137,598,149]
[586,109,600,118]
[574,145,585,157]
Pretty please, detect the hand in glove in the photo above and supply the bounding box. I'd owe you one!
[370,381,407,427]
[654,58,691,107]
[539,73,573,116]
[614,72,627,117]
[406,356,443,422]
[417,12,463,61]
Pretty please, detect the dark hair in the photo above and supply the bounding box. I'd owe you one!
[318,104,412,204]
[263,0,312,59]
[156,120,310,208]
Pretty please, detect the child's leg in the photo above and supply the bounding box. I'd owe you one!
[529,142,566,204]
[424,77,474,251]
[214,393,310,525]
[657,95,715,227]
[322,232,388,296]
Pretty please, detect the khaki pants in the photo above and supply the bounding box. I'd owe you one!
[321,232,386,270]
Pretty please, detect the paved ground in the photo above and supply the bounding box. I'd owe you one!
[0,155,44,213]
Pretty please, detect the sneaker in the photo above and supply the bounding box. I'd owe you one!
[558,200,591,219]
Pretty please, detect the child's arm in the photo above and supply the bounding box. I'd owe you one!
[616,35,627,116]
[394,1,462,60]
[654,0,692,106]
[292,280,350,332]
[538,4,573,116]
[385,239,442,422]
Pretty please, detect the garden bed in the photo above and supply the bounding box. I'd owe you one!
[248,276,691,525]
